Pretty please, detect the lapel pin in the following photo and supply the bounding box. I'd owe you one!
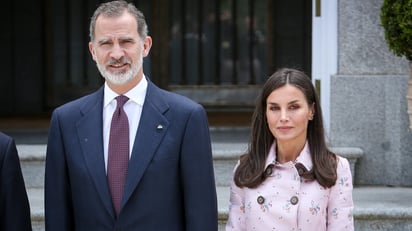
[156,124,163,130]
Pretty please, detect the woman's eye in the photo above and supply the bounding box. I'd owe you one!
[289,104,299,110]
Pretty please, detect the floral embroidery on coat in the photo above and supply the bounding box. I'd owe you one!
[226,142,354,231]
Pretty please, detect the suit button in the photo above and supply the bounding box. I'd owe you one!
[257,196,265,204]
[290,196,299,205]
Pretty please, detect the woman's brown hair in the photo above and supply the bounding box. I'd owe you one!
[234,68,337,188]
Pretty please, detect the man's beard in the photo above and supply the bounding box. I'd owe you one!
[96,57,142,85]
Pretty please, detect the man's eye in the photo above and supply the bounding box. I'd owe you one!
[100,42,112,47]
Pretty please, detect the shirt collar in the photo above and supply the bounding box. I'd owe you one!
[265,141,313,171]
[104,76,148,107]
[295,142,313,170]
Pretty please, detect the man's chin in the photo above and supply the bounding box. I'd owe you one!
[104,76,134,86]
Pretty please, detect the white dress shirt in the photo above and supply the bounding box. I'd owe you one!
[102,77,147,172]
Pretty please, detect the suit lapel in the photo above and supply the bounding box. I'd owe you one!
[76,88,115,218]
[122,82,169,207]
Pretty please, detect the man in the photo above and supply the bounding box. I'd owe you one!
[45,1,218,230]
[0,132,32,231]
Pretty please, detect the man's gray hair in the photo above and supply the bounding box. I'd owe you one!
[89,0,148,41]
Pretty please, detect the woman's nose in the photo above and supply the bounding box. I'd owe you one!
[280,109,289,121]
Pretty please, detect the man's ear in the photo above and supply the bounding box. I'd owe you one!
[142,36,153,57]
[89,42,97,61]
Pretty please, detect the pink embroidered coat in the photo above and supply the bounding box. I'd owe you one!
[226,142,354,231]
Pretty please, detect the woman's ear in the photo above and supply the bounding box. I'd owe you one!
[309,103,315,120]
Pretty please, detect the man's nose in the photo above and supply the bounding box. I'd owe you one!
[110,43,125,60]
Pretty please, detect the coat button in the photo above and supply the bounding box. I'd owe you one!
[257,196,265,204]
[295,163,307,176]
[264,164,273,176]
[290,196,299,205]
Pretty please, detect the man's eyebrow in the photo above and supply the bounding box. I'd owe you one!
[97,38,112,45]
[117,36,135,42]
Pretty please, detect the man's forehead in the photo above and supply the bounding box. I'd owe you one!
[95,17,137,36]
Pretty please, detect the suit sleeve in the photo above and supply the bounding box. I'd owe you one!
[180,105,218,231]
[45,110,74,230]
[327,156,354,231]
[0,135,32,231]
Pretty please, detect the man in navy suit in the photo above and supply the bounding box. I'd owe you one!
[0,132,32,231]
[44,1,217,230]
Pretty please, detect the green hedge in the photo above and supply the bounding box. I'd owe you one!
[380,0,412,61]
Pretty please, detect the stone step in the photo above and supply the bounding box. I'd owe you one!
[17,142,246,189]
[14,126,392,230]
[28,186,412,231]
[18,145,46,189]
[14,126,250,189]
[28,188,44,231]
[212,142,248,186]
[17,143,363,189]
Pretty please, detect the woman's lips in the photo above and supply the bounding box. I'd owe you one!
[277,126,293,131]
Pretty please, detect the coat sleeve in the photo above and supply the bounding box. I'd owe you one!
[45,110,74,231]
[225,162,246,231]
[327,156,354,231]
[0,135,32,231]
[180,105,218,231]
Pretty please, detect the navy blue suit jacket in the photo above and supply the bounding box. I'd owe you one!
[0,132,32,231]
[45,79,218,230]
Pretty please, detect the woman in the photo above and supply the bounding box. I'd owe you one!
[226,68,354,230]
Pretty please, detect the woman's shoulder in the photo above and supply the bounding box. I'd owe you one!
[335,155,350,167]
[334,154,353,181]
[327,149,350,169]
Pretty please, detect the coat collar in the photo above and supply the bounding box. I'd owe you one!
[265,141,313,171]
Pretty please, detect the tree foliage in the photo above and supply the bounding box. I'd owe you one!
[381,0,412,60]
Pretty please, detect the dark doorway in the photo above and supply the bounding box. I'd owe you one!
[0,0,312,126]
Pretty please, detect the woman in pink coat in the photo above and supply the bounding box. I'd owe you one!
[226,68,354,231]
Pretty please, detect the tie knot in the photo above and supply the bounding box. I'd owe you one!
[116,95,129,108]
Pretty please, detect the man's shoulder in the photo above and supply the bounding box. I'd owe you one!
[0,132,13,160]
[0,132,11,141]
[157,88,203,112]
[162,89,196,103]
[147,82,201,108]
[0,132,12,147]
[54,88,103,113]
